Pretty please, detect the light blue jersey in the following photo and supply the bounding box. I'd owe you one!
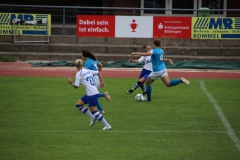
[150,48,166,72]
[84,58,101,88]
[84,58,99,71]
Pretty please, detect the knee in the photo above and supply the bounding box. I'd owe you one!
[165,83,171,87]
[139,78,145,83]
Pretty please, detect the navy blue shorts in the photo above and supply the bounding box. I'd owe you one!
[139,68,151,80]
[81,94,99,107]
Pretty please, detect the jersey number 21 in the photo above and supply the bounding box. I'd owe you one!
[86,76,95,86]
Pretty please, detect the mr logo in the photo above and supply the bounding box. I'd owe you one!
[209,18,233,29]
[194,18,233,29]
[10,14,34,25]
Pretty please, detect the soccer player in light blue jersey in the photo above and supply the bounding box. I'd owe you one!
[82,50,111,114]
[130,39,189,101]
[126,43,152,95]
[68,59,111,130]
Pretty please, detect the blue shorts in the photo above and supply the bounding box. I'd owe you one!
[139,68,151,80]
[81,94,99,107]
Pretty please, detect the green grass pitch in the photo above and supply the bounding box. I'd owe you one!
[0,76,240,160]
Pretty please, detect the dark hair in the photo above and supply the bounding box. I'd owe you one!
[153,39,161,47]
[82,49,96,61]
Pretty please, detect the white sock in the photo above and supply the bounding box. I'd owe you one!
[76,105,95,119]
[91,110,110,126]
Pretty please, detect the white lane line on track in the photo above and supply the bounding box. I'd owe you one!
[1,130,239,134]
[200,81,240,152]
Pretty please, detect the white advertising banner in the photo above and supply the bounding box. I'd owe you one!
[115,16,153,38]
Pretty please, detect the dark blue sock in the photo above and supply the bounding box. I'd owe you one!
[170,79,181,87]
[146,85,152,101]
[137,81,141,86]
[97,101,104,111]
[140,85,145,92]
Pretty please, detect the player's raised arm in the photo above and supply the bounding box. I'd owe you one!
[130,51,151,57]
[97,62,103,71]
[129,59,140,63]
[164,58,174,65]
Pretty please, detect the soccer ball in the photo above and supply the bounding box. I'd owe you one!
[135,94,143,102]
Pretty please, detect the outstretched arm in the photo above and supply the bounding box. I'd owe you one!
[68,77,78,89]
[130,51,151,57]
[97,71,105,88]
[129,59,140,63]
[98,62,103,71]
[164,58,174,65]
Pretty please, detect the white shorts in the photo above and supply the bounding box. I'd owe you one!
[148,68,168,80]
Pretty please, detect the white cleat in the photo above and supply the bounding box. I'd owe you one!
[102,125,111,130]
[99,110,105,114]
[90,118,96,127]
[104,91,111,102]
[180,77,190,85]
[141,96,148,101]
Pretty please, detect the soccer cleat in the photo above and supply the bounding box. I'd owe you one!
[126,89,133,94]
[104,91,111,102]
[180,77,190,85]
[99,110,105,114]
[141,96,148,101]
[90,118,96,127]
[142,96,151,102]
[102,125,111,130]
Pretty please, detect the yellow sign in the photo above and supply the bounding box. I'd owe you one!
[0,13,51,36]
[192,17,240,39]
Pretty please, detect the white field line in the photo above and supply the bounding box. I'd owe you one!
[200,81,240,152]
[1,130,240,134]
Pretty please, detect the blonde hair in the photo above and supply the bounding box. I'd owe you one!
[75,59,83,68]
[142,42,153,48]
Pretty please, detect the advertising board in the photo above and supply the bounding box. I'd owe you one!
[0,12,51,36]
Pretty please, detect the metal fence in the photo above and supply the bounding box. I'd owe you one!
[0,4,240,35]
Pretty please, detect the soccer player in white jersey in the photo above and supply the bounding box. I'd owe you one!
[82,49,111,114]
[126,43,153,95]
[130,39,189,101]
[68,59,111,130]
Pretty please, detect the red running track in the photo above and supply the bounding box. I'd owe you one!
[0,62,240,79]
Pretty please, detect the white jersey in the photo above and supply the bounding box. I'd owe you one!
[138,55,152,71]
[93,76,100,88]
[74,68,99,96]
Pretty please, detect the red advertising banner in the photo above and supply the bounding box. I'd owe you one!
[153,17,191,38]
[77,15,115,37]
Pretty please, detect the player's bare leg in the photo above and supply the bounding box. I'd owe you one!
[75,99,96,127]
[126,77,146,94]
[90,106,111,130]
[161,75,171,87]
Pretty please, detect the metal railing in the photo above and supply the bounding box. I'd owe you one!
[0,4,240,35]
